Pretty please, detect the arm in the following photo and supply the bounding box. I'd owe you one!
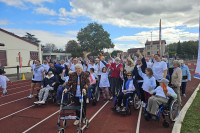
[186,66,191,81]
[137,66,145,78]
[28,59,32,66]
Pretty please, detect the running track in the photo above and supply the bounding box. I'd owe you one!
[0,67,199,133]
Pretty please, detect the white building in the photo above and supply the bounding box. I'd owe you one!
[0,28,42,74]
[145,40,166,57]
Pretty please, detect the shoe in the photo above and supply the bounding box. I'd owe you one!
[116,107,121,112]
[121,107,126,112]
[183,94,186,97]
[110,96,113,100]
[143,103,146,108]
[86,98,89,104]
[28,94,33,99]
[38,101,45,104]
[34,101,40,104]
[144,112,150,121]
[73,120,79,126]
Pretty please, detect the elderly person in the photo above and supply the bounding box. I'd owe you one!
[144,78,177,121]
[179,60,191,97]
[63,64,90,126]
[152,54,168,87]
[171,60,182,105]
[125,57,135,73]
[34,71,58,104]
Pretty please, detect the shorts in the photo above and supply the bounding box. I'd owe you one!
[32,80,41,84]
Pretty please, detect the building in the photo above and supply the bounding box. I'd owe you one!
[0,28,42,74]
[127,47,145,55]
[42,52,71,61]
[145,40,166,57]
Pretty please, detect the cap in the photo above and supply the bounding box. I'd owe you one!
[158,78,169,84]
[48,71,53,74]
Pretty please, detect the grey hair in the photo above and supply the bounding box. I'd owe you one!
[75,64,83,70]
[173,60,180,67]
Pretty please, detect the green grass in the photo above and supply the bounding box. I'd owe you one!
[181,89,200,133]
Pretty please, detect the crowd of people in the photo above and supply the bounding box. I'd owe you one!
[0,50,192,126]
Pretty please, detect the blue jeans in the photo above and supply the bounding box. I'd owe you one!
[87,85,95,99]
[57,86,67,102]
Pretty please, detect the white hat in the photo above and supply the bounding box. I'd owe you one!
[158,78,169,84]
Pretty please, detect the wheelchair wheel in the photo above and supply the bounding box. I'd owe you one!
[133,93,140,110]
[95,86,100,102]
[127,105,132,115]
[63,120,67,128]
[169,99,180,122]
[163,120,169,128]
[86,119,89,128]
[58,128,65,133]
[77,129,82,133]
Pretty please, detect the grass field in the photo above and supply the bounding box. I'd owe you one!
[181,89,200,133]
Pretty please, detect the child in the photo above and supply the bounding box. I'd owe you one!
[0,71,11,96]
[99,67,111,102]
[138,64,156,105]
[86,68,97,103]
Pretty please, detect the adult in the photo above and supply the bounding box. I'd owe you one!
[152,54,168,87]
[41,60,49,74]
[171,60,182,105]
[145,57,153,68]
[63,64,90,126]
[132,52,147,103]
[87,60,98,74]
[34,71,58,104]
[125,57,135,73]
[27,59,44,98]
[69,58,78,72]
[179,60,191,97]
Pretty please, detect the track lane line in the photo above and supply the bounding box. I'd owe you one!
[22,110,60,133]
[136,102,143,133]
[82,100,109,131]
[0,85,31,93]
[0,90,30,98]
[0,105,35,121]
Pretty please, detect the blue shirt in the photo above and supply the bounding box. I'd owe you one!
[180,64,191,82]
[76,76,81,97]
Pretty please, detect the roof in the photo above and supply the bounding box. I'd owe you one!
[145,40,166,45]
[0,28,39,47]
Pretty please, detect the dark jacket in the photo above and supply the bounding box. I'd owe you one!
[65,72,90,96]
[132,57,147,81]
[41,74,58,87]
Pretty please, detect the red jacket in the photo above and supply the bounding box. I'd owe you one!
[107,63,123,78]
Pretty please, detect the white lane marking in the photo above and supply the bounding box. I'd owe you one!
[81,101,109,131]
[0,105,35,121]
[0,95,36,107]
[0,90,29,98]
[22,110,60,133]
[7,81,31,88]
[0,85,30,93]
[136,102,143,133]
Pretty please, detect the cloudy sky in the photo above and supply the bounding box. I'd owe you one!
[0,0,199,52]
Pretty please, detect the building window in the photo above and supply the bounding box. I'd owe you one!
[30,51,38,60]
[147,52,150,56]
[0,50,7,66]
[146,45,150,50]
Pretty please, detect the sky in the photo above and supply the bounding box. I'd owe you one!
[0,0,199,52]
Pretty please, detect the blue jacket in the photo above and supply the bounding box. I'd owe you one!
[41,74,58,87]
[180,64,191,82]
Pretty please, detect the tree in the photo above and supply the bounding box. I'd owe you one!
[111,50,123,57]
[43,43,57,53]
[176,41,182,57]
[77,22,114,55]
[65,40,83,57]
[22,32,41,44]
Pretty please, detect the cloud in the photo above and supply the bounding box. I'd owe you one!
[0,0,25,8]
[66,30,78,36]
[67,0,200,28]
[34,7,57,15]
[5,28,76,49]
[37,18,76,25]
[24,0,54,5]
[0,19,9,25]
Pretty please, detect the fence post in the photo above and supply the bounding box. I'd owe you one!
[17,65,19,80]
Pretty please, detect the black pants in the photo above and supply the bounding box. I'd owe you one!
[138,82,145,102]
[117,92,132,107]
[181,82,187,95]
[74,96,86,119]
[110,78,120,97]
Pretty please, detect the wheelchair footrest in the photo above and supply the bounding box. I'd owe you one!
[62,106,81,110]
[60,116,77,120]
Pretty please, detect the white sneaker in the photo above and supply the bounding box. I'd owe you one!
[38,101,45,104]
[28,94,33,99]
[34,101,40,104]
[73,120,79,126]
[121,107,126,112]
[86,98,89,104]
[116,107,121,112]
[183,94,186,97]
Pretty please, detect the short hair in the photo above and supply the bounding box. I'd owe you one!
[154,54,160,57]
[173,60,180,67]
[145,68,153,77]
[115,57,120,61]
[75,64,83,70]
[90,68,94,72]
[126,71,132,75]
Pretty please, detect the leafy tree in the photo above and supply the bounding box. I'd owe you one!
[111,50,123,57]
[22,32,41,44]
[65,40,83,57]
[77,22,114,55]
[176,41,182,56]
[43,43,57,53]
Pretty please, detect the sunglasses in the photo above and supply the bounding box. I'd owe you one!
[127,75,132,77]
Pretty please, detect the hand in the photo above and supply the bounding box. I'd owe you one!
[166,92,171,96]
[123,90,127,94]
[52,82,56,86]
[63,89,68,93]
[82,89,86,95]
[148,87,151,91]
[29,59,32,61]
[41,85,44,88]
[120,67,123,72]
[139,63,143,68]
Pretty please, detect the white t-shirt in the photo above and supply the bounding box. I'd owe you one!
[42,64,49,72]
[0,75,10,89]
[31,64,44,81]
[152,61,167,80]
[146,61,153,68]
[70,64,75,72]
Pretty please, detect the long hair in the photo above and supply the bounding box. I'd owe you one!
[145,68,153,78]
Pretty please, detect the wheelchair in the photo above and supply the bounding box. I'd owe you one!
[112,91,141,115]
[88,79,100,105]
[144,96,180,128]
